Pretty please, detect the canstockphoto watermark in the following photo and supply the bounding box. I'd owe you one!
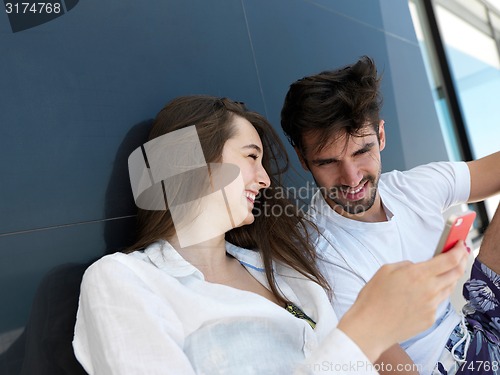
[254,183,375,218]
[305,360,423,373]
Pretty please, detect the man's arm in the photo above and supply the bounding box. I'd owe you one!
[466,151,500,202]
[477,203,500,274]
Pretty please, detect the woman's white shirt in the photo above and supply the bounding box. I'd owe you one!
[72,240,377,374]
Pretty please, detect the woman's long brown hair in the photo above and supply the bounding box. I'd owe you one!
[125,95,330,305]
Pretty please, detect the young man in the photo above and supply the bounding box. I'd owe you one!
[281,56,500,374]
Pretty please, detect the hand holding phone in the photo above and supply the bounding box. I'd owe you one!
[434,210,476,256]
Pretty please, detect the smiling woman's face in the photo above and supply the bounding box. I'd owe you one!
[220,115,271,228]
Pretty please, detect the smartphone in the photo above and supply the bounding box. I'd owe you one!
[434,210,476,256]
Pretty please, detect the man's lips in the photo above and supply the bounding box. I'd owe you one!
[334,181,368,201]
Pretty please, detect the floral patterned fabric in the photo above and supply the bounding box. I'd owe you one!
[435,259,500,375]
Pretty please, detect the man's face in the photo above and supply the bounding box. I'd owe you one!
[297,121,386,221]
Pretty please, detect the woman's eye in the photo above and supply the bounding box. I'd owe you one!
[248,154,258,160]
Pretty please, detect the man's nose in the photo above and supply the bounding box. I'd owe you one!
[338,161,362,187]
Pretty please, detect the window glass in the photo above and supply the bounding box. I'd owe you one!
[410,0,500,218]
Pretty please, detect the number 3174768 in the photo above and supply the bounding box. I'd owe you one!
[5,2,62,14]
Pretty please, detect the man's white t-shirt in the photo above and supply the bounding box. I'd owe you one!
[309,161,471,374]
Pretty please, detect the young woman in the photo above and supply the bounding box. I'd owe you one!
[72,96,468,374]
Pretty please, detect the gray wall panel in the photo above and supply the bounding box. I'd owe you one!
[381,2,449,169]
[0,0,263,235]
[0,221,107,331]
[242,0,407,182]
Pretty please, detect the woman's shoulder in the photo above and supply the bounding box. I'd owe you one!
[81,241,199,287]
[81,252,143,282]
[81,245,166,284]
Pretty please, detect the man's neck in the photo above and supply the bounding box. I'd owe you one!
[333,196,388,223]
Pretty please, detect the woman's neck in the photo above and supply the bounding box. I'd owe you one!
[169,235,235,281]
[168,235,281,306]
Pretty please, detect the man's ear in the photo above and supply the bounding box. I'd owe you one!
[294,146,310,171]
[378,120,386,152]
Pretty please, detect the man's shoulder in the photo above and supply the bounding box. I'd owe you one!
[382,161,465,180]
[380,161,467,190]
[379,161,470,213]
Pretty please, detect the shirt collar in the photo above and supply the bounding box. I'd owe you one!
[141,239,265,279]
[225,242,265,272]
[142,240,202,279]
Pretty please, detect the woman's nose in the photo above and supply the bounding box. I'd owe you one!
[257,165,271,188]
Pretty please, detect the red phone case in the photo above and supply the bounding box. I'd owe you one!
[434,211,476,255]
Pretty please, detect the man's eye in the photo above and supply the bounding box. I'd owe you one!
[356,144,375,156]
[354,149,370,158]
[317,160,334,166]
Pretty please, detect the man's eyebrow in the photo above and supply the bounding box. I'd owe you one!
[311,156,338,165]
[310,141,376,164]
[352,142,376,156]
[242,144,262,153]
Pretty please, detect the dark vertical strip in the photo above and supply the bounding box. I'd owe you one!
[485,8,500,63]
[161,180,168,210]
